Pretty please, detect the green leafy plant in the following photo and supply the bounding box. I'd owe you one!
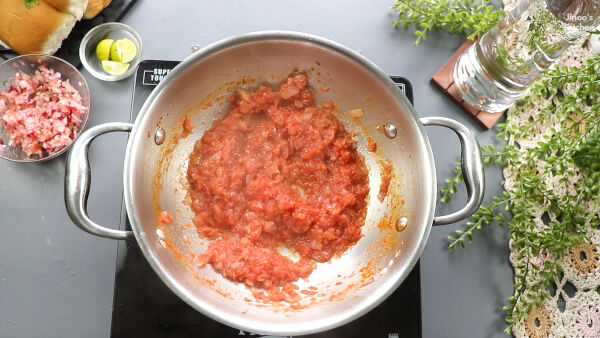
[391,0,600,331]
[391,0,505,45]
[440,160,463,203]
[23,0,39,8]
[573,130,600,176]
[441,54,600,333]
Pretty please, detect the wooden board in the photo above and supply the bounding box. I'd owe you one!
[430,39,505,130]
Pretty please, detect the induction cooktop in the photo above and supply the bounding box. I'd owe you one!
[110,60,422,338]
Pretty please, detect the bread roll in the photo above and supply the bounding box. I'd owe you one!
[0,0,81,55]
[83,0,111,19]
[44,0,87,18]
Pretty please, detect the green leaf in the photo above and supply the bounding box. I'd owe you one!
[391,0,504,44]
[23,0,39,8]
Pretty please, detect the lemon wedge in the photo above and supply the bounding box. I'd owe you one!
[95,39,114,61]
[110,38,137,63]
[101,60,130,76]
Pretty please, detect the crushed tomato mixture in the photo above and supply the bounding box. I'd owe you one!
[187,74,369,301]
[0,64,85,157]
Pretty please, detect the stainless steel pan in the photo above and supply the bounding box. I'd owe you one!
[64,31,484,335]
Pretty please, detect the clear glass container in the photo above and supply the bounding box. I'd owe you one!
[454,0,600,112]
[79,22,143,81]
[0,54,90,162]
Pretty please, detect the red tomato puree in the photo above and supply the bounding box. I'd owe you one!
[188,74,369,301]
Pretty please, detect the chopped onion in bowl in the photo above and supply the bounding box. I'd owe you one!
[0,63,85,157]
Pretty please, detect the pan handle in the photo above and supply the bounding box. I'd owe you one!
[420,117,485,226]
[65,122,134,240]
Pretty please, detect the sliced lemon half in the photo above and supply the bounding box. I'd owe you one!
[101,60,130,76]
[110,38,137,63]
[95,39,114,61]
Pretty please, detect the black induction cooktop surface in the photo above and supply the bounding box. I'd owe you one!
[110,60,421,338]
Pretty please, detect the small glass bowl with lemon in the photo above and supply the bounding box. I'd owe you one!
[79,22,142,81]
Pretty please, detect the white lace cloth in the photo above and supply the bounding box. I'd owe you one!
[501,1,600,337]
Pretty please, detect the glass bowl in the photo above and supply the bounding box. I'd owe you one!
[79,22,143,81]
[0,54,90,162]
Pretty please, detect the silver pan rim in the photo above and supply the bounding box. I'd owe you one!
[123,30,436,335]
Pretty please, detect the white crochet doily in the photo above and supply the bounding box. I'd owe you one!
[500,1,600,337]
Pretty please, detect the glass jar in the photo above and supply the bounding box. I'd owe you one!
[454,0,600,113]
